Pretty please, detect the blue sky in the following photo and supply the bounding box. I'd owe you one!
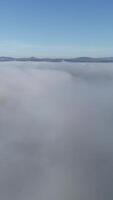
[0,0,113,57]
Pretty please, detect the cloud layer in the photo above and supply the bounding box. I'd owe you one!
[0,62,113,200]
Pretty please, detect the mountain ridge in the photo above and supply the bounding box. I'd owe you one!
[0,56,113,62]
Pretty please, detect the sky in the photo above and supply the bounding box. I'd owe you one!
[0,0,113,57]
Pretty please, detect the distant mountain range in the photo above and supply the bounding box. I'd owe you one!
[0,56,113,62]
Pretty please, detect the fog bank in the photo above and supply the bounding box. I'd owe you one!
[0,62,113,200]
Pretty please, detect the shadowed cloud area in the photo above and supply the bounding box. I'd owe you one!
[0,62,113,200]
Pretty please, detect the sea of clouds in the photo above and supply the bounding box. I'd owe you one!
[0,62,113,200]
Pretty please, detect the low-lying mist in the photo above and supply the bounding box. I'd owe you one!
[0,62,113,200]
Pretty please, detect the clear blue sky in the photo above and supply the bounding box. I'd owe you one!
[0,0,113,57]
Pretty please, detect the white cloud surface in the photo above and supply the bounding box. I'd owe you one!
[0,62,113,200]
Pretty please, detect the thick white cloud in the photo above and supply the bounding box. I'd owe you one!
[0,62,113,200]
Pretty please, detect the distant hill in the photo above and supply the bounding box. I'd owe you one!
[0,57,15,61]
[0,56,113,62]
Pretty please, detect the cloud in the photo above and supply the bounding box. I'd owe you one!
[0,62,113,200]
